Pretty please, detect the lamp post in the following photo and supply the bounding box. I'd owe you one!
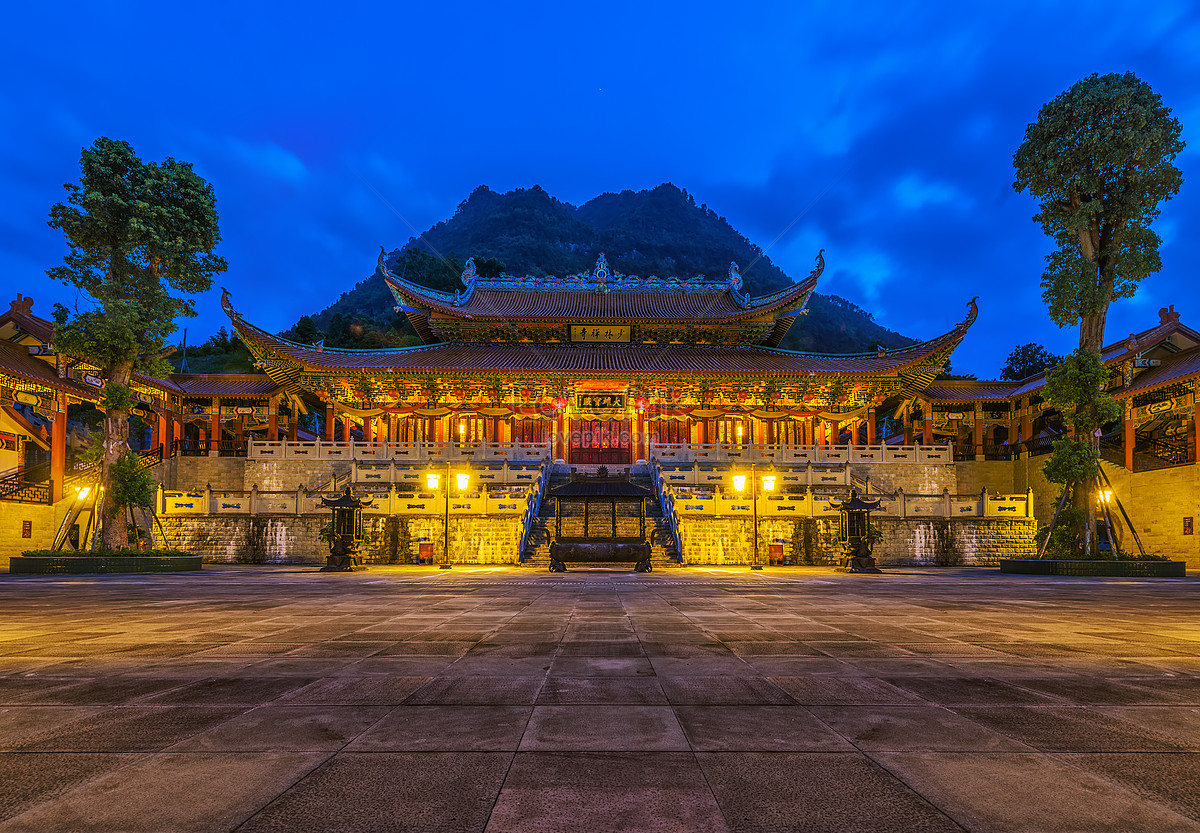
[427,465,470,569]
[735,466,777,570]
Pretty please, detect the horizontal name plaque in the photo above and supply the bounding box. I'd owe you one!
[571,324,630,343]
[576,393,626,411]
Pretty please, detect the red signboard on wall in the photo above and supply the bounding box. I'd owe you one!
[21,520,32,538]
[1185,517,1194,536]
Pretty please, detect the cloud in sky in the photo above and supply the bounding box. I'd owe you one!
[0,1,1198,378]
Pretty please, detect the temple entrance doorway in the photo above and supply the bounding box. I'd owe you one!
[569,419,631,466]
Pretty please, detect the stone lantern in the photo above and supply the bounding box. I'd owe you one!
[832,489,883,573]
[319,486,373,571]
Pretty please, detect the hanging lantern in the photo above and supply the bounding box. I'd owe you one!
[552,396,567,411]
[634,397,647,412]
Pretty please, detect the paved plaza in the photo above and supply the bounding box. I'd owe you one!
[1,565,1200,831]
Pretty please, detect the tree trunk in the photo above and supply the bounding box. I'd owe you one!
[1075,307,1110,559]
[99,362,134,550]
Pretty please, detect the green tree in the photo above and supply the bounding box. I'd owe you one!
[1013,73,1184,557]
[1013,72,1184,355]
[999,343,1062,381]
[48,137,226,549]
[292,314,321,344]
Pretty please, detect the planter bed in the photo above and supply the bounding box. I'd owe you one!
[10,555,203,574]
[999,559,1186,577]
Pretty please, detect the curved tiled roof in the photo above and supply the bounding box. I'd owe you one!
[1117,346,1200,399]
[382,257,820,324]
[0,341,93,397]
[170,374,280,396]
[921,381,1021,402]
[388,284,816,321]
[222,290,976,380]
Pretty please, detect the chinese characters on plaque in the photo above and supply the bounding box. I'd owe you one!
[570,324,631,343]
[575,393,626,411]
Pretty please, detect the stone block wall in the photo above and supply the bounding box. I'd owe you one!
[1100,461,1199,567]
[0,502,68,568]
[156,512,526,565]
[956,461,1020,501]
[873,518,1037,566]
[851,462,956,495]
[677,515,1036,567]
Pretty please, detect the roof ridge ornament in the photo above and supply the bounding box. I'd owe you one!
[728,262,742,291]
[461,257,477,288]
[809,249,826,282]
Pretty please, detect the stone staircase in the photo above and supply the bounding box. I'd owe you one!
[520,464,681,569]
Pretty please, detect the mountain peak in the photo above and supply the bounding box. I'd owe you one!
[303,184,914,354]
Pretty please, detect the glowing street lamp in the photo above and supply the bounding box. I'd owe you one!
[431,465,471,569]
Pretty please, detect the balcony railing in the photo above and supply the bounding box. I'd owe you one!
[649,442,954,465]
[247,440,551,463]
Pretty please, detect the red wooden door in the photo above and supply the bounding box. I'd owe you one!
[569,419,631,465]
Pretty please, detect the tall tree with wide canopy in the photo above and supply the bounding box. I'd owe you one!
[48,138,226,549]
[1014,72,1184,353]
[1013,72,1184,556]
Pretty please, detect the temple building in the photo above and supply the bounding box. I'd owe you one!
[1,252,1197,566]
[225,252,976,463]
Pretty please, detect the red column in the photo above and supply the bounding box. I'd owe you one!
[1193,395,1199,464]
[1021,399,1032,455]
[50,392,67,503]
[325,403,335,442]
[555,412,566,463]
[341,414,351,443]
[1124,400,1135,471]
[156,409,168,456]
[866,408,876,445]
[210,397,220,454]
[268,394,279,441]
[288,409,298,441]
[636,412,645,463]
[973,403,984,458]
[922,416,933,447]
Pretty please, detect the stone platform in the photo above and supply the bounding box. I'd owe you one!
[1,565,1200,831]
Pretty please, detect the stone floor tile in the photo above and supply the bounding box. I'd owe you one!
[167,705,390,751]
[0,752,328,833]
[697,751,961,832]
[141,675,317,706]
[769,676,926,706]
[659,676,794,705]
[520,705,688,751]
[274,676,431,706]
[1093,706,1200,747]
[0,706,106,748]
[952,705,1188,752]
[15,706,249,752]
[1065,753,1200,821]
[1007,675,1189,705]
[0,752,136,820]
[405,676,546,705]
[439,656,553,676]
[235,752,510,833]
[809,705,1035,751]
[347,705,531,751]
[485,752,730,833]
[869,751,1200,832]
[536,676,667,705]
[676,706,854,751]
[548,656,657,676]
[884,676,1063,706]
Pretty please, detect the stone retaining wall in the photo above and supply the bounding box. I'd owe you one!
[677,515,1036,567]
[156,513,525,565]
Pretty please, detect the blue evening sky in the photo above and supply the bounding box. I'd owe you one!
[1,1,1197,377]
